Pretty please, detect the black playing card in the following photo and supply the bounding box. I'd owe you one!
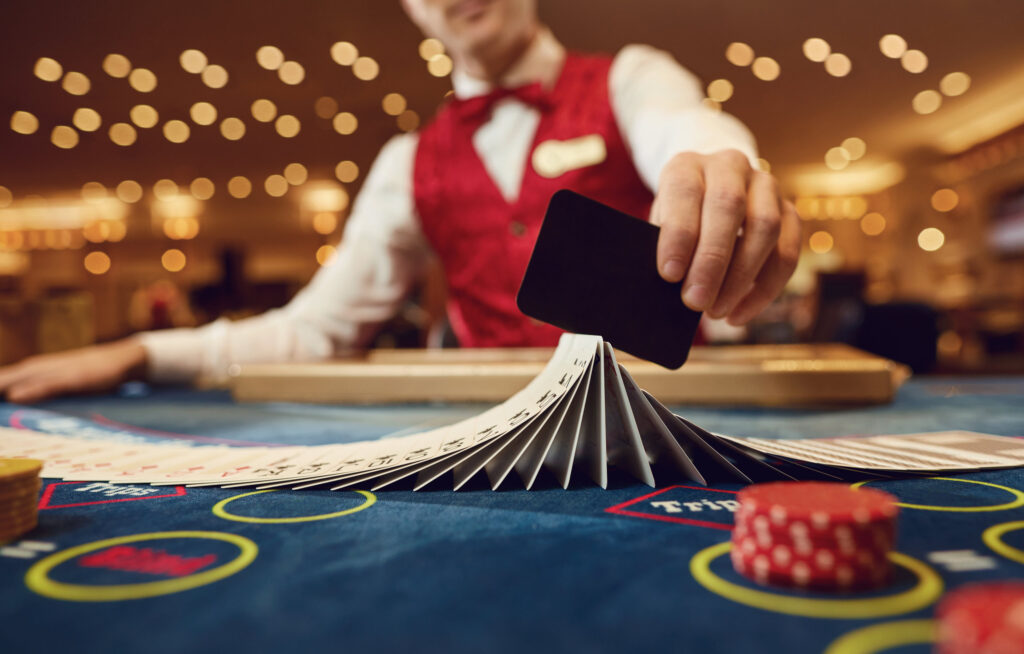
[517,190,702,369]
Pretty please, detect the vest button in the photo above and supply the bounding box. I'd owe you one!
[509,221,526,237]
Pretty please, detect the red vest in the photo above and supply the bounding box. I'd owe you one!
[413,53,654,347]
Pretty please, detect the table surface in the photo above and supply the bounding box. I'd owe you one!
[2,376,1024,654]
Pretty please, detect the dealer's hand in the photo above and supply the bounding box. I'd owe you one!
[651,149,800,325]
[0,338,148,404]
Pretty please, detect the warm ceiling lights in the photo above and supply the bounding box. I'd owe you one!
[220,117,245,140]
[265,174,289,197]
[315,97,339,119]
[278,61,305,85]
[102,54,131,78]
[419,38,445,61]
[725,42,754,67]
[202,65,229,89]
[751,57,780,81]
[275,115,300,138]
[284,163,309,185]
[10,111,39,135]
[879,34,907,59]
[332,112,357,135]
[917,227,945,251]
[180,49,208,74]
[382,93,407,116]
[841,137,866,160]
[860,212,886,236]
[931,188,959,212]
[72,108,102,132]
[940,72,971,97]
[706,79,733,103]
[802,38,830,62]
[163,120,191,143]
[331,42,359,66]
[116,180,143,203]
[130,104,159,128]
[257,46,285,71]
[109,122,137,146]
[34,57,63,82]
[251,99,277,123]
[190,177,215,200]
[62,72,91,95]
[51,125,79,149]
[913,90,942,114]
[353,56,380,80]
[809,231,834,254]
[129,68,157,93]
[227,176,252,199]
[397,110,420,132]
[901,49,928,74]
[335,161,359,183]
[825,147,850,170]
[426,54,452,78]
[190,102,217,126]
[824,53,852,77]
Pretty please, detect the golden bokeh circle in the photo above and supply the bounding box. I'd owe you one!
[725,42,754,67]
[274,115,301,138]
[427,54,453,78]
[34,57,63,82]
[353,56,380,81]
[84,251,111,275]
[382,92,407,116]
[283,163,308,186]
[108,123,137,146]
[190,102,218,126]
[10,111,39,135]
[163,120,191,144]
[130,104,159,129]
[180,49,208,74]
[278,61,305,85]
[161,248,187,272]
[102,53,132,78]
[331,41,358,66]
[824,53,852,77]
[332,112,358,135]
[190,177,215,200]
[73,108,102,132]
[116,180,144,204]
[256,45,285,70]
[227,176,252,199]
[264,174,289,197]
[809,231,834,254]
[803,38,830,62]
[202,65,229,89]
[128,68,157,93]
[251,99,277,123]
[220,117,246,141]
[335,160,359,183]
[931,188,959,212]
[706,79,734,103]
[51,125,80,149]
[751,57,780,81]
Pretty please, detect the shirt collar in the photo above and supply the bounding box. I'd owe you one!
[451,27,566,99]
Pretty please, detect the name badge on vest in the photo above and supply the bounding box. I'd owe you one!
[532,134,607,179]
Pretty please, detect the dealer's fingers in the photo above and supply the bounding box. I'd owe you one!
[654,153,704,283]
[681,149,751,311]
[726,200,801,325]
[708,170,782,319]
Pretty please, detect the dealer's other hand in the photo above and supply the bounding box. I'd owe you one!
[0,338,147,404]
[651,149,800,325]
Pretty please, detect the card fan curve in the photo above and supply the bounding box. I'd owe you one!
[2,334,1023,491]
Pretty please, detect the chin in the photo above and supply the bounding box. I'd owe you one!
[446,0,514,53]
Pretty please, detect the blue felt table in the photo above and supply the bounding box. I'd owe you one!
[1,377,1023,654]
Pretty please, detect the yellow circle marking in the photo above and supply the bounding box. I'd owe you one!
[212,489,375,524]
[824,619,936,654]
[690,542,943,619]
[25,530,257,602]
[983,521,1024,564]
[852,477,1024,512]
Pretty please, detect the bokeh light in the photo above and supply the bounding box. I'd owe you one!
[202,65,229,89]
[419,38,444,60]
[109,122,137,146]
[397,110,420,132]
[116,180,143,203]
[706,79,733,103]
[128,68,157,92]
[220,117,246,140]
[227,176,252,199]
[331,42,358,66]
[163,120,191,143]
[931,188,959,212]
[265,174,289,197]
[256,46,285,70]
[918,227,945,251]
[190,102,217,125]
[913,90,942,114]
[860,212,886,236]
[180,49,207,74]
[284,163,309,185]
[332,112,357,135]
[879,34,907,59]
[190,177,215,200]
[802,38,830,62]
[73,107,102,132]
[825,147,850,170]
[275,115,300,138]
[809,231,834,254]
[316,244,337,266]
[10,111,39,135]
[161,248,187,272]
[751,57,780,81]
[353,56,380,80]
[102,53,131,78]
[725,42,754,67]
[62,72,90,95]
[901,49,928,74]
[130,104,159,128]
[312,212,338,234]
[84,251,111,275]
[940,72,971,97]
[382,93,407,116]
[251,99,277,123]
[335,160,359,183]
[51,125,79,149]
[824,53,852,77]
[278,61,305,85]
[426,54,452,77]
[34,57,63,82]
[841,137,866,160]
[315,97,339,119]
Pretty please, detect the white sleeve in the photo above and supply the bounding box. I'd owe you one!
[139,133,428,384]
[609,44,759,192]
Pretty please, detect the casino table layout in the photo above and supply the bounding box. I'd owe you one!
[2,376,1024,654]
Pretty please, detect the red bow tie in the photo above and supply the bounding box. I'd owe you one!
[450,82,552,129]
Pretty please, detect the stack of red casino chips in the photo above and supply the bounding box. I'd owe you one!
[936,583,1024,653]
[730,482,899,592]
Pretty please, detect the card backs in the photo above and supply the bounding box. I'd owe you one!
[517,190,702,369]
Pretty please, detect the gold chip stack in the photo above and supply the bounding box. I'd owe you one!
[0,458,43,544]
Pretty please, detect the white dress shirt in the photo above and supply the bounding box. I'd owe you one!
[140,30,758,383]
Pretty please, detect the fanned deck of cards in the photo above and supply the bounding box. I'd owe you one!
[2,333,1024,492]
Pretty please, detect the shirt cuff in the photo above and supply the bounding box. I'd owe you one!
[137,326,212,384]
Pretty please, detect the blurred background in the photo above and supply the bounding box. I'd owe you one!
[1,0,1023,374]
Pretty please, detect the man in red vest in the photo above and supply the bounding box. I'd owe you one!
[0,0,798,402]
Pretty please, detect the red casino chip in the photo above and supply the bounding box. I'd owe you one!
[729,538,891,592]
[936,582,1024,654]
[731,532,890,572]
[736,482,899,528]
[732,518,896,553]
